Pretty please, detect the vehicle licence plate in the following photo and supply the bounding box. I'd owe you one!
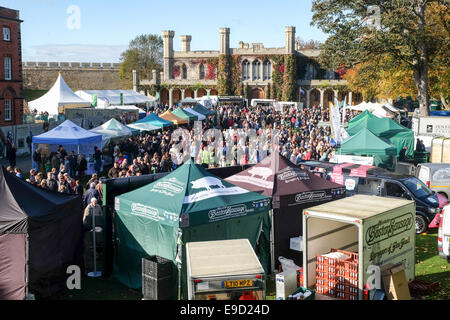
[223,280,253,288]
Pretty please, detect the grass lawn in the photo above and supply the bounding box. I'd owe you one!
[414,230,450,300]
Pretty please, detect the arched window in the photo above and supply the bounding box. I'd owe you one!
[199,64,205,79]
[182,64,187,79]
[263,60,272,80]
[242,60,250,80]
[252,59,261,81]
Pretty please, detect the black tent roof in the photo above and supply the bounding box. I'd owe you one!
[226,152,345,206]
[0,166,81,235]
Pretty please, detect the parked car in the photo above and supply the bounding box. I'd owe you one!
[438,205,450,262]
[416,163,450,201]
[302,161,442,234]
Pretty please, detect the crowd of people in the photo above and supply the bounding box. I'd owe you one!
[103,103,356,179]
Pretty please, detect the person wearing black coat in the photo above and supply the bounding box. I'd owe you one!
[77,154,88,179]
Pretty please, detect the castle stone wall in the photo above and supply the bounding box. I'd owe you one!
[22,62,121,91]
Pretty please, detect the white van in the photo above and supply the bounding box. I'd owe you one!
[438,205,450,262]
[416,163,450,201]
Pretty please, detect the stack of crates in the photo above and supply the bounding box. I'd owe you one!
[315,249,359,300]
[142,256,173,300]
[296,267,304,288]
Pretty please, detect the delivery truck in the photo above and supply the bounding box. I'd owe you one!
[302,194,416,300]
[186,239,265,300]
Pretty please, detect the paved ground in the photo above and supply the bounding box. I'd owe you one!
[0,154,32,172]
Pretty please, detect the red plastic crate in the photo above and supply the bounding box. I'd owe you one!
[335,290,358,300]
[315,283,336,297]
[335,283,358,295]
[296,268,304,287]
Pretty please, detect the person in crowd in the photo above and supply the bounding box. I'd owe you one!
[58,145,68,159]
[83,197,102,230]
[40,179,48,190]
[83,182,100,208]
[93,146,102,175]
[416,139,426,152]
[68,151,78,178]
[46,172,58,192]
[51,152,61,171]
[399,145,409,162]
[74,180,84,195]
[108,162,120,178]
[14,167,23,179]
[95,180,103,203]
[28,169,37,184]
[33,148,41,172]
[77,154,88,179]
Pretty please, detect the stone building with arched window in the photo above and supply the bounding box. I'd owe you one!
[134,27,362,107]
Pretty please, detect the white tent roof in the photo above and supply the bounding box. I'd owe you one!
[348,101,400,118]
[75,90,156,107]
[90,118,134,148]
[28,73,91,115]
[184,107,206,121]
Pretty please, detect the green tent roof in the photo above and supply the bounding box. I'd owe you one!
[115,159,271,228]
[193,103,216,116]
[340,127,397,156]
[347,110,377,128]
[347,115,409,137]
[172,107,198,121]
[346,115,414,157]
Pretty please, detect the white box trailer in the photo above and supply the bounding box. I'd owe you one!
[302,194,416,300]
[186,239,265,300]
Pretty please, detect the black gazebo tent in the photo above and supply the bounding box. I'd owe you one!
[0,166,83,300]
[226,153,346,269]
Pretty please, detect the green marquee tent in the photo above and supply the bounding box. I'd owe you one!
[172,107,198,122]
[339,127,398,169]
[113,159,271,298]
[192,103,216,116]
[346,114,414,157]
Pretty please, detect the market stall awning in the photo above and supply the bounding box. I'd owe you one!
[172,107,198,122]
[126,122,160,132]
[159,110,188,125]
[90,118,136,147]
[135,112,174,128]
[184,107,206,121]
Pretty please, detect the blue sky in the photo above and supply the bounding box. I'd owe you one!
[1,0,328,62]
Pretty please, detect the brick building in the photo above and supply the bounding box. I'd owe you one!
[0,6,23,126]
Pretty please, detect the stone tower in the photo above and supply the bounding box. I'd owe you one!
[285,26,296,54]
[162,30,175,80]
[180,35,192,52]
[219,27,230,55]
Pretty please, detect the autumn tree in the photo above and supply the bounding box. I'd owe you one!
[311,0,449,116]
[119,34,163,89]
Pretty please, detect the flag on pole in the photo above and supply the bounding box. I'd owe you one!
[92,94,97,107]
[329,100,341,144]
[155,91,160,102]
[120,93,124,106]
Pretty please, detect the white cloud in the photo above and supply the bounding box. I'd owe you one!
[22,44,128,62]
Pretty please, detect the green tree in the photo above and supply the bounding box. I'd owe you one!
[311,0,449,116]
[119,34,163,89]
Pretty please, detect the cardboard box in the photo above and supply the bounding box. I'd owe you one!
[380,263,411,300]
